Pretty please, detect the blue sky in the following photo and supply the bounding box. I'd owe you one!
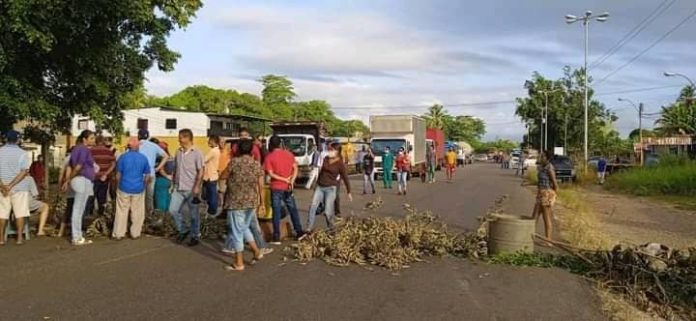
[146,0,696,141]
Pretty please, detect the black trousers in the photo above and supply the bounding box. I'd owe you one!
[86,180,110,216]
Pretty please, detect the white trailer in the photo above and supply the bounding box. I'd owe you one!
[369,115,426,179]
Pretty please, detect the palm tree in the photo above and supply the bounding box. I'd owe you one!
[425,104,447,129]
[655,103,696,136]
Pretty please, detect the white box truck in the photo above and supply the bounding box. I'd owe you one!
[370,115,426,179]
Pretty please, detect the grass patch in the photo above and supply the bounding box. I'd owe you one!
[606,155,696,197]
[596,287,664,321]
[487,252,592,274]
[556,188,613,250]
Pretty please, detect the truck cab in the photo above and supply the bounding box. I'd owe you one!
[372,137,410,178]
[270,122,324,179]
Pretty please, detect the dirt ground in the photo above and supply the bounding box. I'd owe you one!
[576,186,696,249]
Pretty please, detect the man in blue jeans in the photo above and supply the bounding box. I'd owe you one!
[169,129,204,247]
[263,135,304,244]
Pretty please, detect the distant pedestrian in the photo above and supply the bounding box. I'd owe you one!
[64,130,97,245]
[224,139,265,271]
[357,146,366,174]
[154,142,175,213]
[169,129,204,247]
[264,135,305,244]
[362,148,376,194]
[597,157,608,185]
[382,146,394,189]
[29,154,45,198]
[395,147,410,195]
[113,138,151,240]
[426,144,437,183]
[306,142,352,233]
[532,151,559,246]
[88,136,116,216]
[138,129,169,215]
[0,130,31,245]
[203,135,221,217]
[446,148,457,182]
[516,152,527,176]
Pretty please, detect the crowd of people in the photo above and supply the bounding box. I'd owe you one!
[0,127,464,270]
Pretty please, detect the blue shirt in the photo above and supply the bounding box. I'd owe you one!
[0,144,30,193]
[117,151,151,194]
[598,159,607,172]
[139,140,167,177]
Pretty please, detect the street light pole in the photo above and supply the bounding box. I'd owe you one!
[618,97,643,166]
[664,71,696,88]
[566,10,609,173]
[540,88,564,153]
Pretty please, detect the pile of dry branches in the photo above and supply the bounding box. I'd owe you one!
[584,244,695,321]
[52,196,225,239]
[287,204,489,270]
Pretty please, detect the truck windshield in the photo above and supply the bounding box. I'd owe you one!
[371,139,406,156]
[279,136,307,157]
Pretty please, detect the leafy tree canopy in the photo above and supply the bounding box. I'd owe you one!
[0,0,203,137]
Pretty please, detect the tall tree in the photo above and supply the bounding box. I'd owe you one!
[0,0,203,135]
[260,74,295,119]
[655,85,696,136]
[424,104,447,129]
[515,66,612,155]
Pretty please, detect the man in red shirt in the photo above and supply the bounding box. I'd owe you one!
[89,136,116,216]
[263,135,304,244]
[29,154,46,198]
[230,128,261,162]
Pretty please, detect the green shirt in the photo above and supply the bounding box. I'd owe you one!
[382,152,394,170]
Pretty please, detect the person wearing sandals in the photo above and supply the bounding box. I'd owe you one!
[224,139,265,271]
[531,150,559,246]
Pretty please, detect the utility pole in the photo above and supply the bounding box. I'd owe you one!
[566,10,609,173]
[639,103,644,166]
[564,113,568,155]
[544,93,549,152]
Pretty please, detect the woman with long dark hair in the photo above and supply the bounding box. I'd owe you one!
[305,142,352,233]
[532,151,559,245]
[62,130,97,245]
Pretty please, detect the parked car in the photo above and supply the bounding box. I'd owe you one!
[474,154,488,162]
[510,151,521,169]
[551,155,576,182]
[524,156,537,168]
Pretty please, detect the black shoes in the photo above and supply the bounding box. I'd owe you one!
[187,238,200,247]
[176,232,189,244]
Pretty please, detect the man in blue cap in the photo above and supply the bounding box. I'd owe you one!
[0,131,31,245]
[137,129,169,214]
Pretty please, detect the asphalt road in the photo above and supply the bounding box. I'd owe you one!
[0,163,606,321]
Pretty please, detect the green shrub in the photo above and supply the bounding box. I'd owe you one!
[607,158,696,196]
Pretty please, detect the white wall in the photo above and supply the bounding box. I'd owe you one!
[71,107,209,137]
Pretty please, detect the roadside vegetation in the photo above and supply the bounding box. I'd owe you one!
[606,154,696,197]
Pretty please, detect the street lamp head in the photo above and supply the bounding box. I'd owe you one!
[585,10,593,17]
[617,98,624,102]
[596,16,608,22]
[598,12,609,18]
[664,71,676,77]
[565,14,577,23]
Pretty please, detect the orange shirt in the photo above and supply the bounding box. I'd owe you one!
[218,148,231,173]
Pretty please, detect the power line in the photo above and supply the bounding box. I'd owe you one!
[589,0,675,70]
[594,8,696,87]
[329,85,684,110]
